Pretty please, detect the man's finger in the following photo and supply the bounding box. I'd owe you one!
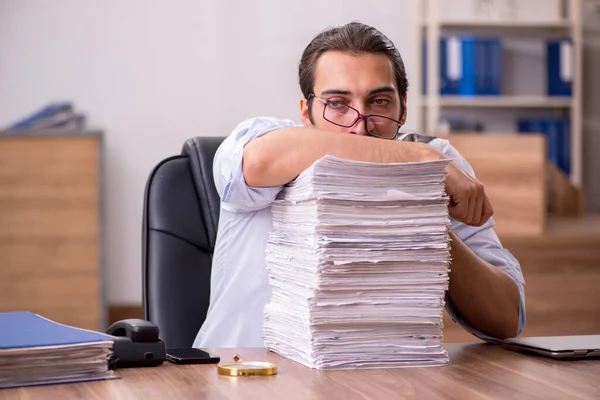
[464,193,477,225]
[480,195,494,225]
[449,197,469,223]
[472,194,484,226]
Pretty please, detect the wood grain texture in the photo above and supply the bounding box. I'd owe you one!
[448,133,547,237]
[2,344,599,400]
[0,136,101,330]
[547,163,586,216]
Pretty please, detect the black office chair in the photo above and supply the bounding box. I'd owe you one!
[142,136,225,348]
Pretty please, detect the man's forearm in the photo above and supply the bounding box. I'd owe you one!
[243,127,442,187]
[447,230,520,339]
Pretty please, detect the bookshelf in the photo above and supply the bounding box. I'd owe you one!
[415,0,584,187]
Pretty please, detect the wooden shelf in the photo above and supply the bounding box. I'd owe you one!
[422,20,573,30]
[421,95,573,108]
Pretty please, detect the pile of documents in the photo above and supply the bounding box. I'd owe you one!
[0,311,116,388]
[264,155,452,369]
[4,102,86,132]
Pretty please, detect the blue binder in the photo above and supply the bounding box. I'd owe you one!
[558,118,571,174]
[485,39,502,95]
[547,40,573,96]
[518,118,570,175]
[461,38,502,95]
[459,37,478,95]
[421,37,460,95]
[422,37,502,96]
[441,37,461,94]
[6,102,73,131]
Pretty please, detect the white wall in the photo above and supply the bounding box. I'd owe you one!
[0,0,417,305]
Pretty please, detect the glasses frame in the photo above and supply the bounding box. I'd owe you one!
[308,94,403,140]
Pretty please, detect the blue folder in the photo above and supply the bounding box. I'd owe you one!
[0,311,111,349]
[460,37,502,96]
[421,37,460,95]
[6,102,73,131]
[547,39,573,96]
[518,118,570,175]
[422,37,502,96]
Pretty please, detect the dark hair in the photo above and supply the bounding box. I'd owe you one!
[298,22,409,122]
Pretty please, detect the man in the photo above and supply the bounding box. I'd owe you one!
[193,22,525,348]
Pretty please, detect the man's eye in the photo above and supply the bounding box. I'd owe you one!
[372,99,390,106]
[328,101,347,109]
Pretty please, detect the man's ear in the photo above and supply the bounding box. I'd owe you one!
[300,98,312,127]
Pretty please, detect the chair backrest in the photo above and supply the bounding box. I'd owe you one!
[142,136,224,348]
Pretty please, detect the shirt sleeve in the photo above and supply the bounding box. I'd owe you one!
[431,139,527,343]
[213,117,297,213]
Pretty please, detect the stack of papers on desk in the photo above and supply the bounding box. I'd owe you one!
[263,155,452,369]
[0,311,116,389]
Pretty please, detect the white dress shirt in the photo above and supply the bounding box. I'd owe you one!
[193,117,526,348]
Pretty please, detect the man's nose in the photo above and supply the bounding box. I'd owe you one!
[350,115,368,136]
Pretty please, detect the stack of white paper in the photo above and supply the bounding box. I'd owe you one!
[263,155,452,369]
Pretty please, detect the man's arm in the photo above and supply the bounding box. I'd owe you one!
[243,127,440,187]
[447,230,520,339]
[431,138,525,341]
[243,126,493,226]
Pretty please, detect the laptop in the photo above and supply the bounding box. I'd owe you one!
[502,335,600,359]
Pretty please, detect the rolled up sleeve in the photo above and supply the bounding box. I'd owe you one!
[431,139,527,343]
[213,117,297,213]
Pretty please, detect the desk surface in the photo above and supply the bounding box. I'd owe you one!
[2,343,599,400]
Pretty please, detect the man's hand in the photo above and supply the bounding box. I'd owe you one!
[445,162,494,226]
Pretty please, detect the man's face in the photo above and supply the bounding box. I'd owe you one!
[300,50,404,138]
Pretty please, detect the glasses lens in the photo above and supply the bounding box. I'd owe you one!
[323,102,358,127]
[367,115,400,139]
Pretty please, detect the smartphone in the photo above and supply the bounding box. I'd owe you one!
[166,348,221,365]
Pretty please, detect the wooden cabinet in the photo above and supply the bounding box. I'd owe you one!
[448,133,547,237]
[0,133,103,330]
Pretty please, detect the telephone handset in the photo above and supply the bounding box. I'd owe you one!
[106,318,166,368]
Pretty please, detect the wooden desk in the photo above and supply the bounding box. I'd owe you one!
[3,344,599,400]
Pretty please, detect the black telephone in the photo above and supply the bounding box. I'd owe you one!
[106,319,166,369]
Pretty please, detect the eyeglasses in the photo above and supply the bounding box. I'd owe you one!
[308,95,403,140]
